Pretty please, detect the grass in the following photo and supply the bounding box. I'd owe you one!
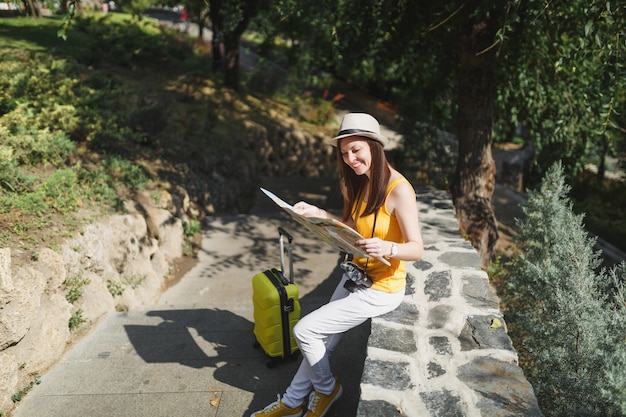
[64,271,91,304]
[68,309,86,331]
[0,13,337,267]
[0,14,205,262]
[10,372,41,403]
[0,15,93,51]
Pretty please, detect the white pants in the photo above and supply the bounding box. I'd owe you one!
[282,274,405,408]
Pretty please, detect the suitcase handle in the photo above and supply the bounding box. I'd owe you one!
[278,227,293,243]
[278,227,294,285]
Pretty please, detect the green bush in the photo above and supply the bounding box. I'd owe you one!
[41,169,80,213]
[602,266,626,414]
[68,309,86,331]
[183,218,201,238]
[10,373,41,403]
[64,272,91,304]
[500,162,626,416]
[0,28,160,248]
[390,121,456,188]
[107,279,125,297]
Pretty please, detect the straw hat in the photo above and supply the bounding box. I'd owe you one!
[328,113,389,148]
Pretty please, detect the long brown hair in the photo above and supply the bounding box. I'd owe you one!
[336,138,391,221]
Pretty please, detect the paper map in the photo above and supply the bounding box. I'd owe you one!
[260,188,390,266]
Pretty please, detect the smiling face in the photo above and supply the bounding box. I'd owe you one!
[340,136,372,177]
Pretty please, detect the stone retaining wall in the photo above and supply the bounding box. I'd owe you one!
[357,187,544,417]
[0,189,189,414]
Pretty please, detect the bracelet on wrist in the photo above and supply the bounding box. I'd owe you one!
[389,243,399,258]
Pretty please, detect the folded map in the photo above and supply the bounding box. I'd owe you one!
[260,188,390,266]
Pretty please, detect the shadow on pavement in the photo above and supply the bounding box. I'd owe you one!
[125,262,369,417]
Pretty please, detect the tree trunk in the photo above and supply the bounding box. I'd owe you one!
[596,136,608,186]
[208,0,224,72]
[451,7,500,268]
[223,34,240,90]
[211,24,223,71]
[208,0,259,90]
[198,23,204,40]
[23,0,41,17]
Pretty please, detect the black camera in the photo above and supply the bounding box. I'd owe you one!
[340,261,373,292]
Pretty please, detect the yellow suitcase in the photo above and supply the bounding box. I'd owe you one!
[252,227,300,366]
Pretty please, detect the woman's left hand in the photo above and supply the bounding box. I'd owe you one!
[356,237,389,258]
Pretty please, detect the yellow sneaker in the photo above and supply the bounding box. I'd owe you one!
[305,378,343,417]
[251,395,304,417]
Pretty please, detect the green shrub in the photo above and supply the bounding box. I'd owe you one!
[0,145,36,195]
[68,309,86,331]
[104,156,149,190]
[10,372,41,403]
[501,162,626,416]
[0,43,152,241]
[0,126,75,167]
[41,169,80,214]
[183,218,201,238]
[126,274,147,289]
[107,279,125,297]
[390,121,456,188]
[602,265,626,414]
[64,272,91,304]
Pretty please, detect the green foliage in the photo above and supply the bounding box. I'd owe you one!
[10,372,41,403]
[116,0,158,21]
[101,274,147,293]
[602,264,626,414]
[75,14,191,64]
[250,0,335,88]
[182,217,201,256]
[68,309,86,331]
[102,157,149,190]
[501,162,626,416]
[292,96,336,125]
[183,218,201,238]
[64,271,91,304]
[125,274,147,289]
[0,130,76,167]
[107,279,125,297]
[496,0,626,181]
[41,169,81,214]
[0,16,190,250]
[570,175,626,253]
[391,121,456,188]
[254,1,624,188]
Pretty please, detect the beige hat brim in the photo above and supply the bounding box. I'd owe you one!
[327,131,389,148]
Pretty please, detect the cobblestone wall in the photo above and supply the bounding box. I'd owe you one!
[357,187,544,417]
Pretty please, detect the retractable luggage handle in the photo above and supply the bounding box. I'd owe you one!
[278,227,294,285]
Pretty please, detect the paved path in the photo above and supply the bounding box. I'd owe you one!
[11,178,366,417]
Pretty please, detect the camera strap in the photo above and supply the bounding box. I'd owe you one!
[341,207,379,293]
[351,190,379,273]
[363,209,378,273]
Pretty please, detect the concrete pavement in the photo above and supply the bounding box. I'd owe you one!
[11,177,366,417]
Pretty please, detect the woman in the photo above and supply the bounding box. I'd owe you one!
[251,113,424,417]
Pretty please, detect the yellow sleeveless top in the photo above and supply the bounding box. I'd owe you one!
[352,177,413,293]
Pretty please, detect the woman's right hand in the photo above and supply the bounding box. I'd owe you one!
[293,201,323,218]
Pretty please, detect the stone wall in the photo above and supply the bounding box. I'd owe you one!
[357,187,544,417]
[0,188,190,413]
